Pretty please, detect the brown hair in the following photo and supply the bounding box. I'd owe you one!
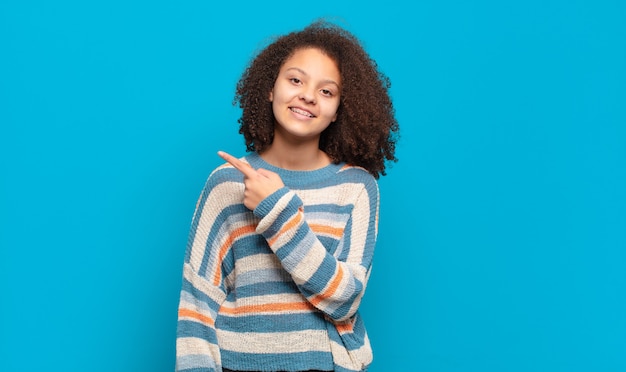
[234,21,399,178]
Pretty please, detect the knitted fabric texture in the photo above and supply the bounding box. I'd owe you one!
[176,153,379,372]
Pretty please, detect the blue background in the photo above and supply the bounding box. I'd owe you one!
[1,1,625,371]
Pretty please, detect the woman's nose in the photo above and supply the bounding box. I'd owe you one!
[299,88,316,104]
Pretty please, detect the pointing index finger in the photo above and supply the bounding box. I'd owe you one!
[217,151,258,177]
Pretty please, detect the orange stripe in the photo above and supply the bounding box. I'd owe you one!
[212,224,257,286]
[219,301,315,315]
[335,321,354,333]
[178,308,215,327]
[268,210,303,246]
[310,224,344,238]
[310,265,345,306]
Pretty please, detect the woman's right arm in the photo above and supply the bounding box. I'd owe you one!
[175,168,245,372]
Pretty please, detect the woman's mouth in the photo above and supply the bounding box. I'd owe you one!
[289,107,316,118]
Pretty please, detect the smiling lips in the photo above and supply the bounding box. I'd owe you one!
[289,107,316,118]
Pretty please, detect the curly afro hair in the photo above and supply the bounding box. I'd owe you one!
[234,20,399,178]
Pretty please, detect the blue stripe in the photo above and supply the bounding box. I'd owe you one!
[176,354,217,371]
[257,191,302,237]
[302,252,337,291]
[216,312,328,333]
[333,239,346,260]
[221,350,333,372]
[181,278,222,311]
[338,216,353,261]
[229,235,273,259]
[326,314,368,351]
[306,203,354,214]
[253,186,289,220]
[328,279,364,320]
[198,205,249,277]
[362,178,379,267]
[185,189,211,263]
[236,267,291,288]
[277,228,316,266]
[186,167,245,262]
[232,279,300,298]
[305,207,352,256]
[180,291,215,317]
[177,320,218,344]
[246,152,344,189]
[318,235,341,254]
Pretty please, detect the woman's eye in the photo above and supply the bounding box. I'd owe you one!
[321,89,333,97]
[290,78,301,84]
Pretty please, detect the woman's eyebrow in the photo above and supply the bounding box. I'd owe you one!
[285,67,340,88]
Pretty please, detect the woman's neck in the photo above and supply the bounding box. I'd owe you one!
[260,137,331,171]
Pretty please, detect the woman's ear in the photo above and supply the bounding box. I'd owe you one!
[268,91,273,102]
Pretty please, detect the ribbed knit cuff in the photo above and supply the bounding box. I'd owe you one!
[253,186,290,219]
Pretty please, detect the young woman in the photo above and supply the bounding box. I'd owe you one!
[176,21,399,372]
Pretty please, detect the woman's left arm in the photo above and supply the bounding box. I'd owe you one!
[254,180,379,323]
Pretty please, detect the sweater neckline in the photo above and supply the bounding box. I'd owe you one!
[245,152,344,185]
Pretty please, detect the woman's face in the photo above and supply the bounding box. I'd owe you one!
[269,47,341,144]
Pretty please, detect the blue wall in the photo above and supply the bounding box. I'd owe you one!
[1,1,625,371]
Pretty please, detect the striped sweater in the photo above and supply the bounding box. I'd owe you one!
[176,153,379,372]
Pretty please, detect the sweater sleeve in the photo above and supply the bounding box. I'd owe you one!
[253,178,379,323]
[176,265,225,372]
[176,170,242,372]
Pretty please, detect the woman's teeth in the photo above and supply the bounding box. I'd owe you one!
[290,107,314,118]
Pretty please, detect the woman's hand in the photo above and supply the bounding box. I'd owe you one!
[218,151,285,211]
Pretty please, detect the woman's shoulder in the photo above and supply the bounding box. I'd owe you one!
[193,161,247,212]
[331,164,380,200]
[203,160,246,188]
[336,164,378,185]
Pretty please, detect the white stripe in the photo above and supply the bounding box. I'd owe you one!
[255,191,293,234]
[295,183,365,207]
[307,211,350,224]
[232,253,282,274]
[179,292,217,320]
[223,253,284,288]
[183,263,226,304]
[288,235,328,285]
[329,333,372,370]
[217,329,331,353]
[177,337,222,360]
[346,187,371,264]
[188,181,244,271]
